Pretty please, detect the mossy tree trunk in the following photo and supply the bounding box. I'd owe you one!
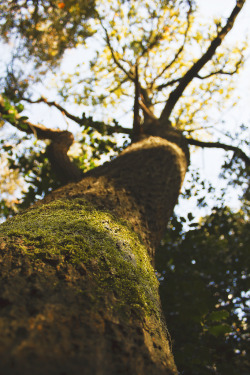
[0,130,188,375]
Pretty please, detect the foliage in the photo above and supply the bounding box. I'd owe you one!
[1,0,247,128]
[1,137,60,212]
[219,122,250,204]
[54,0,246,129]
[0,95,121,218]
[0,0,96,68]
[156,207,250,374]
[0,0,248,221]
[0,150,24,219]
[0,124,120,219]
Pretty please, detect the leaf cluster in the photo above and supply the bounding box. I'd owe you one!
[219,123,250,205]
[0,0,96,68]
[0,104,120,220]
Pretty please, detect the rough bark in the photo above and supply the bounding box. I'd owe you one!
[43,132,188,256]
[0,129,189,375]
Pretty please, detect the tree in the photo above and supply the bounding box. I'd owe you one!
[0,1,249,374]
[157,207,250,375]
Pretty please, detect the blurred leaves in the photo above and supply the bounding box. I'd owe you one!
[0,121,119,220]
[156,207,250,375]
[0,0,96,68]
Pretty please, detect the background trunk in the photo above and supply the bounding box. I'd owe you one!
[0,133,188,375]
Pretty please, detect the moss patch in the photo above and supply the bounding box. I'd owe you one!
[0,198,160,320]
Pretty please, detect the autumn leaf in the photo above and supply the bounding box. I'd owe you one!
[58,2,65,9]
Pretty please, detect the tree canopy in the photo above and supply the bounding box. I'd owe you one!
[0,1,249,214]
[0,1,249,373]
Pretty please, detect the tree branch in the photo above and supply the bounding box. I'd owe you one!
[138,84,157,121]
[196,62,242,79]
[186,137,250,167]
[22,97,132,136]
[24,96,84,124]
[157,77,183,91]
[138,99,157,121]
[154,0,194,89]
[109,76,130,94]
[0,95,83,184]
[132,64,142,140]
[160,0,246,122]
[139,8,171,60]
[99,19,134,81]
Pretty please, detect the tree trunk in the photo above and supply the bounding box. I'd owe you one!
[0,131,188,375]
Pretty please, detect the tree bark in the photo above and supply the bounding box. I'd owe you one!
[0,128,188,375]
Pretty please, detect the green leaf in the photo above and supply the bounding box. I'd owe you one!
[207,323,232,337]
[18,122,29,131]
[16,103,24,113]
[208,310,229,322]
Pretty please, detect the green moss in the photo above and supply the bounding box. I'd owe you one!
[0,198,160,319]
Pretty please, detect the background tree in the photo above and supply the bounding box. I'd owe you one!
[0,0,249,374]
[157,205,249,374]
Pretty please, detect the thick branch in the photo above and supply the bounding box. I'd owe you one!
[160,0,246,122]
[0,96,83,184]
[132,66,157,138]
[138,86,156,119]
[132,64,142,140]
[186,137,250,167]
[139,99,157,121]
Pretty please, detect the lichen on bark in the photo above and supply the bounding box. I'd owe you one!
[0,197,177,374]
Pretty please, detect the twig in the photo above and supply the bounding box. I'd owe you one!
[99,19,134,81]
[186,137,250,167]
[154,0,194,88]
